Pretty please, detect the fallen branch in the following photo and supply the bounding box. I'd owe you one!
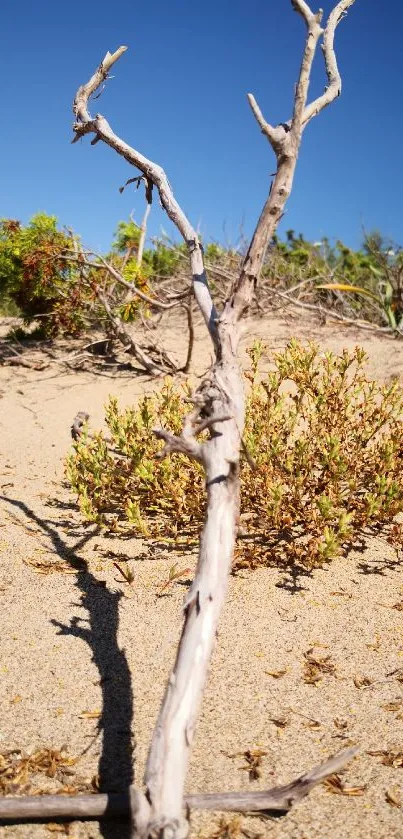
[94,287,167,375]
[0,747,358,822]
[62,3,357,835]
[0,356,48,371]
[271,288,396,333]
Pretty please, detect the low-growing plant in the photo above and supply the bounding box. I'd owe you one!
[67,340,403,569]
[67,379,204,538]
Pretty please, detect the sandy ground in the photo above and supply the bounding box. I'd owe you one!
[1,312,403,839]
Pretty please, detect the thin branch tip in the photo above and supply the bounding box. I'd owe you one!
[103,45,128,68]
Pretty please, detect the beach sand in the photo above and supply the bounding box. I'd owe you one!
[1,313,403,838]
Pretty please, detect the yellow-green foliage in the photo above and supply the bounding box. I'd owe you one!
[66,341,403,569]
[66,380,204,540]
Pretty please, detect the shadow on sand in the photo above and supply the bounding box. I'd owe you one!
[2,496,134,838]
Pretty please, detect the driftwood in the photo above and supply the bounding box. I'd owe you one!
[4,3,357,838]
[0,747,358,821]
[73,4,355,838]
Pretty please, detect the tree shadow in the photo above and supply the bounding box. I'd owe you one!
[273,562,313,594]
[348,528,403,576]
[234,530,313,594]
[1,496,134,839]
[357,553,403,576]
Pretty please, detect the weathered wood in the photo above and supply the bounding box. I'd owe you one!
[62,3,357,836]
[0,747,358,822]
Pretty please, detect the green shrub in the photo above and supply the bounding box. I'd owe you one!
[0,214,154,338]
[66,340,403,569]
[66,379,204,540]
[0,214,90,336]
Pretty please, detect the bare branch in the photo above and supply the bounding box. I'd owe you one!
[271,287,393,333]
[153,411,232,462]
[181,298,195,373]
[302,0,356,126]
[59,251,179,311]
[73,46,128,124]
[69,16,357,834]
[291,8,324,136]
[95,287,165,375]
[0,747,358,822]
[193,413,232,436]
[291,0,318,26]
[72,49,220,352]
[229,0,354,322]
[247,0,354,154]
[137,200,151,267]
[246,95,286,153]
[153,428,203,463]
[247,0,323,155]
[85,252,178,310]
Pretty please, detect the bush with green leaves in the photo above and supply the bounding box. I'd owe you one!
[0,214,158,337]
[0,214,91,335]
[67,340,403,569]
[2,211,402,336]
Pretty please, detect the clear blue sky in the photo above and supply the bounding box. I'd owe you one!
[2,1,402,253]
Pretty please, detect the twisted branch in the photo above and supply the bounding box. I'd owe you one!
[72,51,219,353]
[154,413,232,463]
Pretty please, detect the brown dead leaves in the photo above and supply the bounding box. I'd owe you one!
[323,773,366,797]
[77,709,101,720]
[0,746,100,797]
[265,669,287,679]
[303,648,336,685]
[22,555,85,575]
[353,675,373,689]
[387,668,403,684]
[368,750,403,769]
[382,701,403,713]
[239,749,268,781]
[323,774,367,797]
[269,716,289,729]
[0,747,82,796]
[209,815,262,839]
[385,788,402,808]
[222,748,269,782]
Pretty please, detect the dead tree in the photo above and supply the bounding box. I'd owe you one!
[75,1,356,835]
[1,2,357,837]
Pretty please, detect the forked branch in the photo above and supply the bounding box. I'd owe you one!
[230,0,355,322]
[303,0,356,126]
[248,0,355,147]
[73,53,219,353]
[62,3,358,836]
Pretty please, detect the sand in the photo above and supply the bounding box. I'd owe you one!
[1,312,403,839]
